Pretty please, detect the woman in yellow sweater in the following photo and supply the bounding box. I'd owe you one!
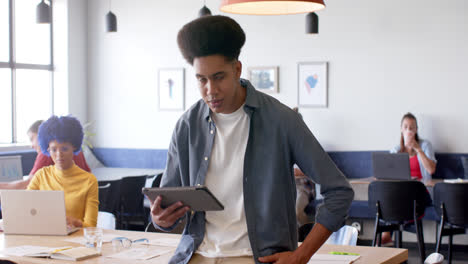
[27,115,99,228]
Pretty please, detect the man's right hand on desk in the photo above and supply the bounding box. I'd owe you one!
[150,196,190,228]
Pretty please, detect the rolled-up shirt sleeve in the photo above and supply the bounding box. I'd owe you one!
[152,120,185,232]
[421,140,436,163]
[290,116,354,232]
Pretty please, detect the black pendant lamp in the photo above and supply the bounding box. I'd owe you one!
[198,0,212,17]
[106,0,117,32]
[106,12,117,32]
[36,0,51,24]
[306,12,319,34]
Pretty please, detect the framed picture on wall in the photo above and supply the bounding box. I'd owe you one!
[158,68,185,111]
[248,66,279,93]
[297,62,328,108]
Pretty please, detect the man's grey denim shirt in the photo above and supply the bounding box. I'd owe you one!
[156,79,354,264]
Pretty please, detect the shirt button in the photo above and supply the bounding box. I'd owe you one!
[210,130,214,134]
[204,157,208,161]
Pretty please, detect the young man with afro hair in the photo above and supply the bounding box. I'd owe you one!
[149,15,353,264]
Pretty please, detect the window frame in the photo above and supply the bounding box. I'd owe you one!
[0,0,54,144]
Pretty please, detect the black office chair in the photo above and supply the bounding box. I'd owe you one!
[461,156,468,179]
[298,222,314,242]
[151,172,163,188]
[118,175,148,230]
[98,180,122,214]
[433,182,468,264]
[368,180,430,263]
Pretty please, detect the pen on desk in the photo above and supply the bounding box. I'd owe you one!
[51,247,73,253]
[329,251,360,256]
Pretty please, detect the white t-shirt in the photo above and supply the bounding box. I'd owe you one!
[196,104,252,257]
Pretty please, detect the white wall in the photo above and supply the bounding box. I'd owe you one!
[68,0,88,123]
[87,0,468,152]
[53,0,88,123]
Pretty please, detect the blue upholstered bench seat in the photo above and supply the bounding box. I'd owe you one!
[3,149,466,181]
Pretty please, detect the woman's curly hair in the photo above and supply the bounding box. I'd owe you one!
[177,15,246,65]
[38,115,84,156]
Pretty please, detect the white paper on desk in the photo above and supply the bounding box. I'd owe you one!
[64,233,116,245]
[145,238,180,247]
[2,245,65,257]
[307,254,360,264]
[106,248,172,260]
[444,178,468,183]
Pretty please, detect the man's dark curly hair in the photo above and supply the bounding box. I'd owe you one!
[177,15,246,65]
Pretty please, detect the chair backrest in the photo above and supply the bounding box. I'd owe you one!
[461,156,468,179]
[151,173,163,188]
[97,211,116,230]
[433,182,468,226]
[120,175,147,215]
[325,225,358,246]
[98,180,122,214]
[98,182,111,212]
[368,180,430,222]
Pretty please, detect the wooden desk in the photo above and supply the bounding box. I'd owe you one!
[318,244,407,264]
[350,177,443,201]
[0,229,176,264]
[0,229,407,264]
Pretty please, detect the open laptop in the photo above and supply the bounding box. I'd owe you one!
[0,155,23,182]
[0,190,80,235]
[372,152,411,180]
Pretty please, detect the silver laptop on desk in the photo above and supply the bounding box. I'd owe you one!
[0,190,79,235]
[372,152,411,180]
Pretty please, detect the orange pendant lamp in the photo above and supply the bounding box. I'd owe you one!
[220,0,325,15]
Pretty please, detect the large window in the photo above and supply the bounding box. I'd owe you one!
[0,0,53,144]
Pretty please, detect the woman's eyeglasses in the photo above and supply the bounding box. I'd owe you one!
[48,146,72,154]
[111,237,149,251]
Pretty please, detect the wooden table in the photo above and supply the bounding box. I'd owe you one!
[349,177,443,201]
[0,229,407,263]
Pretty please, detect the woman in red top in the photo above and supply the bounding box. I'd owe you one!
[391,113,437,181]
[0,120,91,190]
[381,112,437,245]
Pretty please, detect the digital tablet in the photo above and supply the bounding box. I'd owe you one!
[142,186,224,211]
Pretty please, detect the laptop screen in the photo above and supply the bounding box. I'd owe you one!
[0,155,23,182]
[372,152,411,180]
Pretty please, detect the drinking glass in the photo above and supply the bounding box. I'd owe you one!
[83,227,103,252]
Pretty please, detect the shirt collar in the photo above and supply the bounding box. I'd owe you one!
[203,78,259,121]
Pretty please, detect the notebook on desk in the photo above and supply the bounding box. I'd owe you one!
[372,152,411,180]
[0,190,80,235]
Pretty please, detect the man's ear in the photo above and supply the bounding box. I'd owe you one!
[235,60,242,79]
